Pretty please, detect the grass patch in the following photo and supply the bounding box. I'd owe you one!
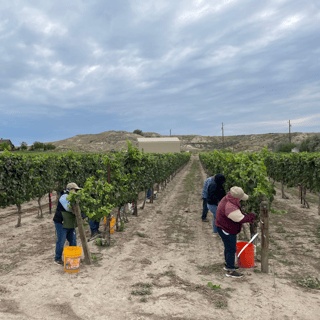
[296,276,320,289]
[136,232,146,238]
[162,270,175,276]
[183,160,199,193]
[197,263,222,275]
[215,300,227,309]
[275,226,286,233]
[277,259,295,266]
[131,282,153,296]
[20,243,27,247]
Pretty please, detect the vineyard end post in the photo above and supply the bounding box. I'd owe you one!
[74,203,92,265]
[260,201,269,273]
[151,186,154,203]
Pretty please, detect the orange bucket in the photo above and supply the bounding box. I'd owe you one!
[103,216,116,233]
[237,242,255,268]
[63,246,82,273]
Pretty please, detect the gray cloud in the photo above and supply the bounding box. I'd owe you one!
[1,0,320,145]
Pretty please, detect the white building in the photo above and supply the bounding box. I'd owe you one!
[137,137,181,153]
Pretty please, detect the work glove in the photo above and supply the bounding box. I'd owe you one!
[240,213,255,224]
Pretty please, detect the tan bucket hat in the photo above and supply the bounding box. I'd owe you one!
[66,182,81,190]
[230,186,249,201]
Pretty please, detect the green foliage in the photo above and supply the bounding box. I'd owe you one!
[44,144,56,151]
[262,150,320,193]
[275,142,297,153]
[133,129,143,135]
[0,141,190,229]
[199,150,276,218]
[0,142,10,151]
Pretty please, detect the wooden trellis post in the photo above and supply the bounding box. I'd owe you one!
[74,203,92,265]
[260,201,269,273]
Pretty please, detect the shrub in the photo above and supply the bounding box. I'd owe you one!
[44,144,56,151]
[275,142,297,153]
[32,141,44,150]
[20,142,28,151]
[133,129,143,135]
[0,142,10,151]
[299,136,320,152]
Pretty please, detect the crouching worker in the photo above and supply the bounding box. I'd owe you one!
[215,186,256,278]
[53,182,81,265]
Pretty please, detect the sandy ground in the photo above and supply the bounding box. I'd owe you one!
[0,154,320,320]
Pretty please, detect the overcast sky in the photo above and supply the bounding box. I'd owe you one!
[1,0,320,146]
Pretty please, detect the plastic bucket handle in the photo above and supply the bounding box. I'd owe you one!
[237,233,259,258]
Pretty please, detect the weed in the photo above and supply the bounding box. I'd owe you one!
[296,276,320,289]
[270,208,287,215]
[118,220,125,232]
[8,249,18,254]
[270,238,276,244]
[276,226,286,233]
[156,210,163,214]
[306,248,313,252]
[277,259,295,266]
[276,245,282,250]
[131,283,153,296]
[254,269,261,273]
[95,237,102,246]
[215,301,227,309]
[20,244,27,247]
[92,255,97,260]
[137,232,146,238]
[140,297,148,303]
[207,282,221,290]
[162,271,175,276]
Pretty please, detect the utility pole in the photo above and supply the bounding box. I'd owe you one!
[288,120,291,143]
[222,123,224,149]
[170,129,171,137]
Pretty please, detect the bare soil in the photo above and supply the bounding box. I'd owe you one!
[0,154,320,320]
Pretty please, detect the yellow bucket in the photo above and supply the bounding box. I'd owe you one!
[103,216,116,233]
[63,246,82,273]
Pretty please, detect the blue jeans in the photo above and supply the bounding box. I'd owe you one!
[89,219,100,233]
[81,212,100,234]
[202,198,208,220]
[54,222,77,261]
[217,227,237,270]
[207,204,218,233]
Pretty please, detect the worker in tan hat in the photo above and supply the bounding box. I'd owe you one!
[53,182,101,266]
[215,186,256,278]
[53,182,81,265]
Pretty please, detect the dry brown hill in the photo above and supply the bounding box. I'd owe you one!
[48,131,320,153]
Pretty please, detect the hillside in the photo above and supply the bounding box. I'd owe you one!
[48,130,320,153]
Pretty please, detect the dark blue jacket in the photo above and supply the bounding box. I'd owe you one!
[207,174,226,205]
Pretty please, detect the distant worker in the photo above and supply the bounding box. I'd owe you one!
[201,174,215,222]
[215,187,256,278]
[207,174,226,234]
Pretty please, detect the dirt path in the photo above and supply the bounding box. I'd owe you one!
[0,154,320,320]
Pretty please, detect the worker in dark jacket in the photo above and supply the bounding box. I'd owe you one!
[207,174,226,234]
